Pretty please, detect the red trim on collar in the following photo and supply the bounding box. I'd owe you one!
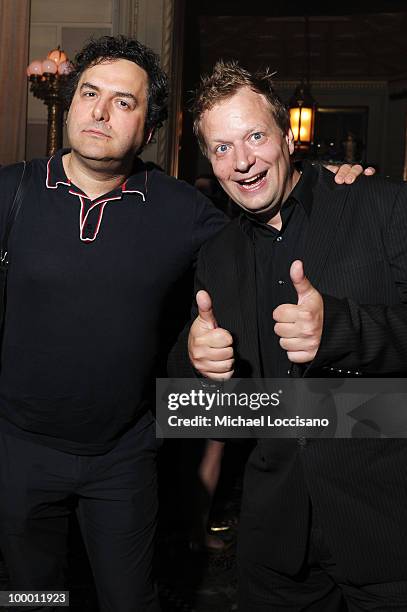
[46,154,146,203]
[75,194,124,242]
[121,188,145,201]
[69,189,91,199]
[121,169,148,200]
[46,156,71,189]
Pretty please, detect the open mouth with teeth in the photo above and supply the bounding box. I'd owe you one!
[237,170,267,191]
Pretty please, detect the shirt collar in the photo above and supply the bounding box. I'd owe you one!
[46,148,71,189]
[45,148,148,201]
[287,160,317,218]
[239,160,318,237]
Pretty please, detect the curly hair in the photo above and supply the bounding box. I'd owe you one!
[65,35,168,148]
[191,60,290,156]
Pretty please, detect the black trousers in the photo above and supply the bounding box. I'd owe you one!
[238,521,407,612]
[0,413,160,612]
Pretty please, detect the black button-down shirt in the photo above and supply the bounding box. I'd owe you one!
[242,162,317,377]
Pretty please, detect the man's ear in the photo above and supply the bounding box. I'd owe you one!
[285,128,295,156]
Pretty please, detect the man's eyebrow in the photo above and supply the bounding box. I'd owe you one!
[113,90,138,102]
[210,126,267,143]
[80,82,100,92]
[80,82,138,102]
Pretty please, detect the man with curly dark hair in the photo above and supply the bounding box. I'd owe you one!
[0,36,226,612]
[65,35,168,151]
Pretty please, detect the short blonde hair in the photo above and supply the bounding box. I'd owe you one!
[191,60,290,155]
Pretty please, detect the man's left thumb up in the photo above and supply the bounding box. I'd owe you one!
[290,260,314,303]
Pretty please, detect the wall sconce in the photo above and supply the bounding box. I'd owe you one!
[289,81,316,150]
[27,47,73,156]
[288,16,317,153]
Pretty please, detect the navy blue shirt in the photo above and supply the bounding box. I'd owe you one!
[0,150,225,454]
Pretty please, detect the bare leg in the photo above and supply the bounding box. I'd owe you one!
[191,440,225,551]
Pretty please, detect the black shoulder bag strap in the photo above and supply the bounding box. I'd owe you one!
[0,161,32,325]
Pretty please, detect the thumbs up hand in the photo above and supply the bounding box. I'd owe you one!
[273,260,324,364]
[188,290,234,380]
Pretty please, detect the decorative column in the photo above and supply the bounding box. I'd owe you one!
[115,0,184,175]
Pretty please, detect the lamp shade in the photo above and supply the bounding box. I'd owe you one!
[42,59,58,75]
[58,61,73,75]
[289,82,316,148]
[47,48,68,65]
[27,60,43,76]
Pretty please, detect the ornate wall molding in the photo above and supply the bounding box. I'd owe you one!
[133,0,140,33]
[156,0,175,172]
[115,0,184,174]
[276,80,388,91]
[113,0,139,37]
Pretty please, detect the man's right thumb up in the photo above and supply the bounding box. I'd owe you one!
[196,290,217,330]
